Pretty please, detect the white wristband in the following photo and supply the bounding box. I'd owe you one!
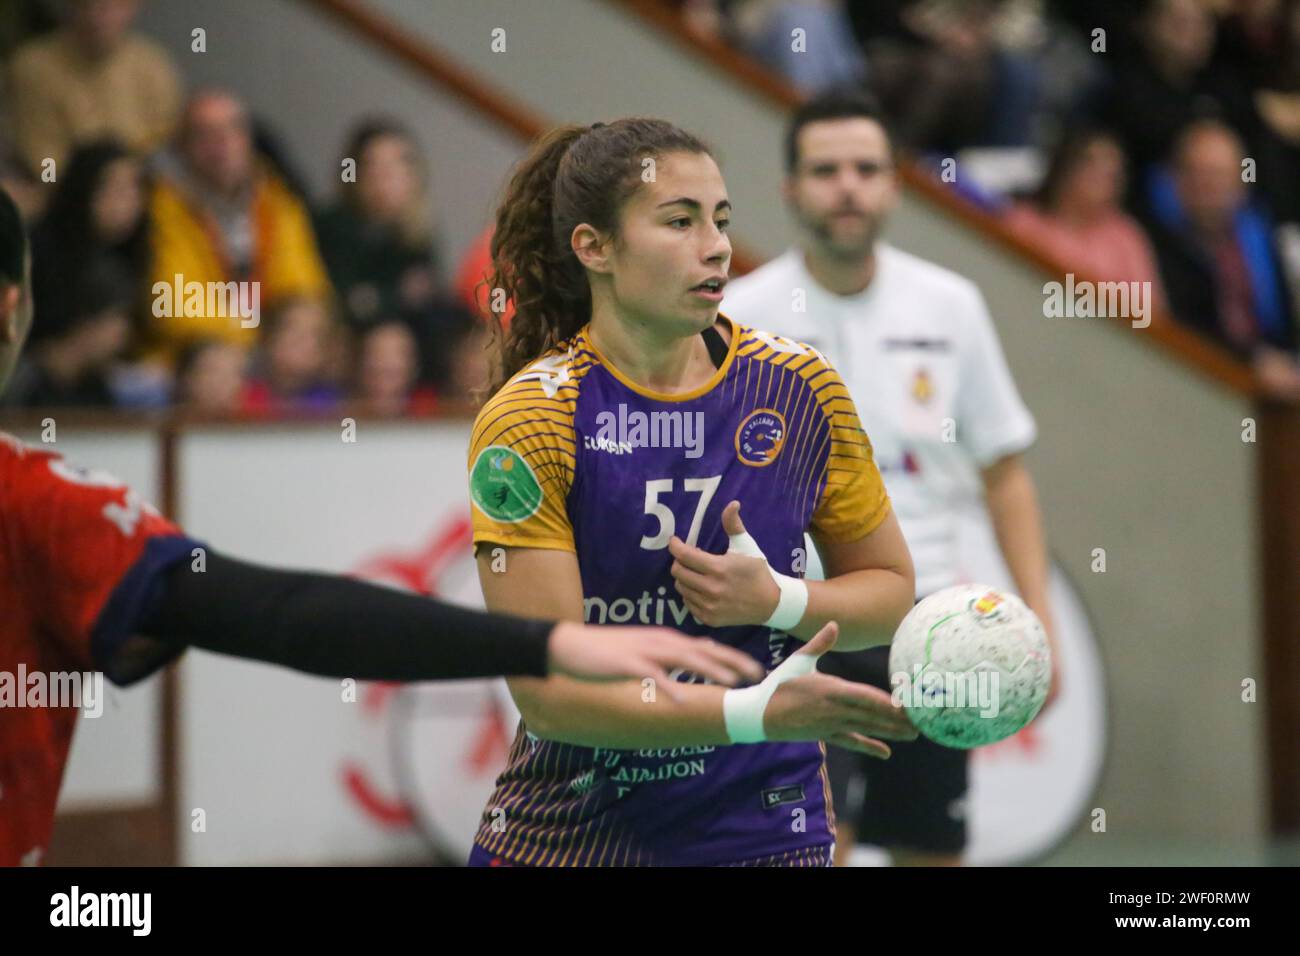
[727,529,809,631]
[722,650,819,743]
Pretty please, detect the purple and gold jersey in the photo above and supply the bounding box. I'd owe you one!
[467,315,890,866]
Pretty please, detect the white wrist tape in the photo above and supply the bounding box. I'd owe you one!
[727,529,808,631]
[722,650,819,743]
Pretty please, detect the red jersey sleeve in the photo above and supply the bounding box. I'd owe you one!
[0,436,202,684]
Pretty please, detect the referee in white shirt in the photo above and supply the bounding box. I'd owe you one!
[723,89,1061,867]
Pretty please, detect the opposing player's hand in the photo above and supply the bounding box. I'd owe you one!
[763,622,918,758]
[546,621,764,700]
[668,500,781,627]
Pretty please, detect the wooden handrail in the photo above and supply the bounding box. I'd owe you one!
[1259,402,1300,837]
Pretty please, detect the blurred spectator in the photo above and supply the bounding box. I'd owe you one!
[844,0,1046,151]
[1143,120,1300,399]
[314,119,440,332]
[1019,4,1114,144]
[730,0,868,94]
[5,0,181,175]
[1212,0,1295,90]
[1044,0,1142,54]
[174,340,250,415]
[147,89,331,363]
[1100,0,1256,204]
[313,118,478,386]
[28,140,149,348]
[1,258,133,408]
[1004,129,1166,303]
[1233,0,1300,223]
[1251,0,1300,126]
[241,296,344,414]
[354,321,436,416]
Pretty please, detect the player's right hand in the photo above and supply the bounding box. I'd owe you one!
[763,622,919,758]
[546,621,765,699]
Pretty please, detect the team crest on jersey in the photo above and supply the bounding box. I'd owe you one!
[469,445,543,522]
[734,408,786,467]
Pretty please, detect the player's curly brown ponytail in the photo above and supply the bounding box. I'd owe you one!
[484,118,712,394]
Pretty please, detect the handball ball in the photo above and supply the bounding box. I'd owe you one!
[888,584,1051,749]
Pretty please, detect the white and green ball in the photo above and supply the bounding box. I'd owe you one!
[888,584,1051,749]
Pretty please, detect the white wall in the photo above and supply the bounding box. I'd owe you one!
[174,421,476,865]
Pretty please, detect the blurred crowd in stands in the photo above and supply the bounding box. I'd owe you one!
[1,0,1298,413]
[680,0,1300,400]
[0,0,496,415]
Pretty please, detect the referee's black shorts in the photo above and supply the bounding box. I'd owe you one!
[820,643,969,854]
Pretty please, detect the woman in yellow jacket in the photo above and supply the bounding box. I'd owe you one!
[147,155,331,365]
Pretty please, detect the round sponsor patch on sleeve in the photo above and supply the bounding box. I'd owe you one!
[469,445,544,522]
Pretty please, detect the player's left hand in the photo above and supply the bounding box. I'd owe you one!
[668,500,781,628]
